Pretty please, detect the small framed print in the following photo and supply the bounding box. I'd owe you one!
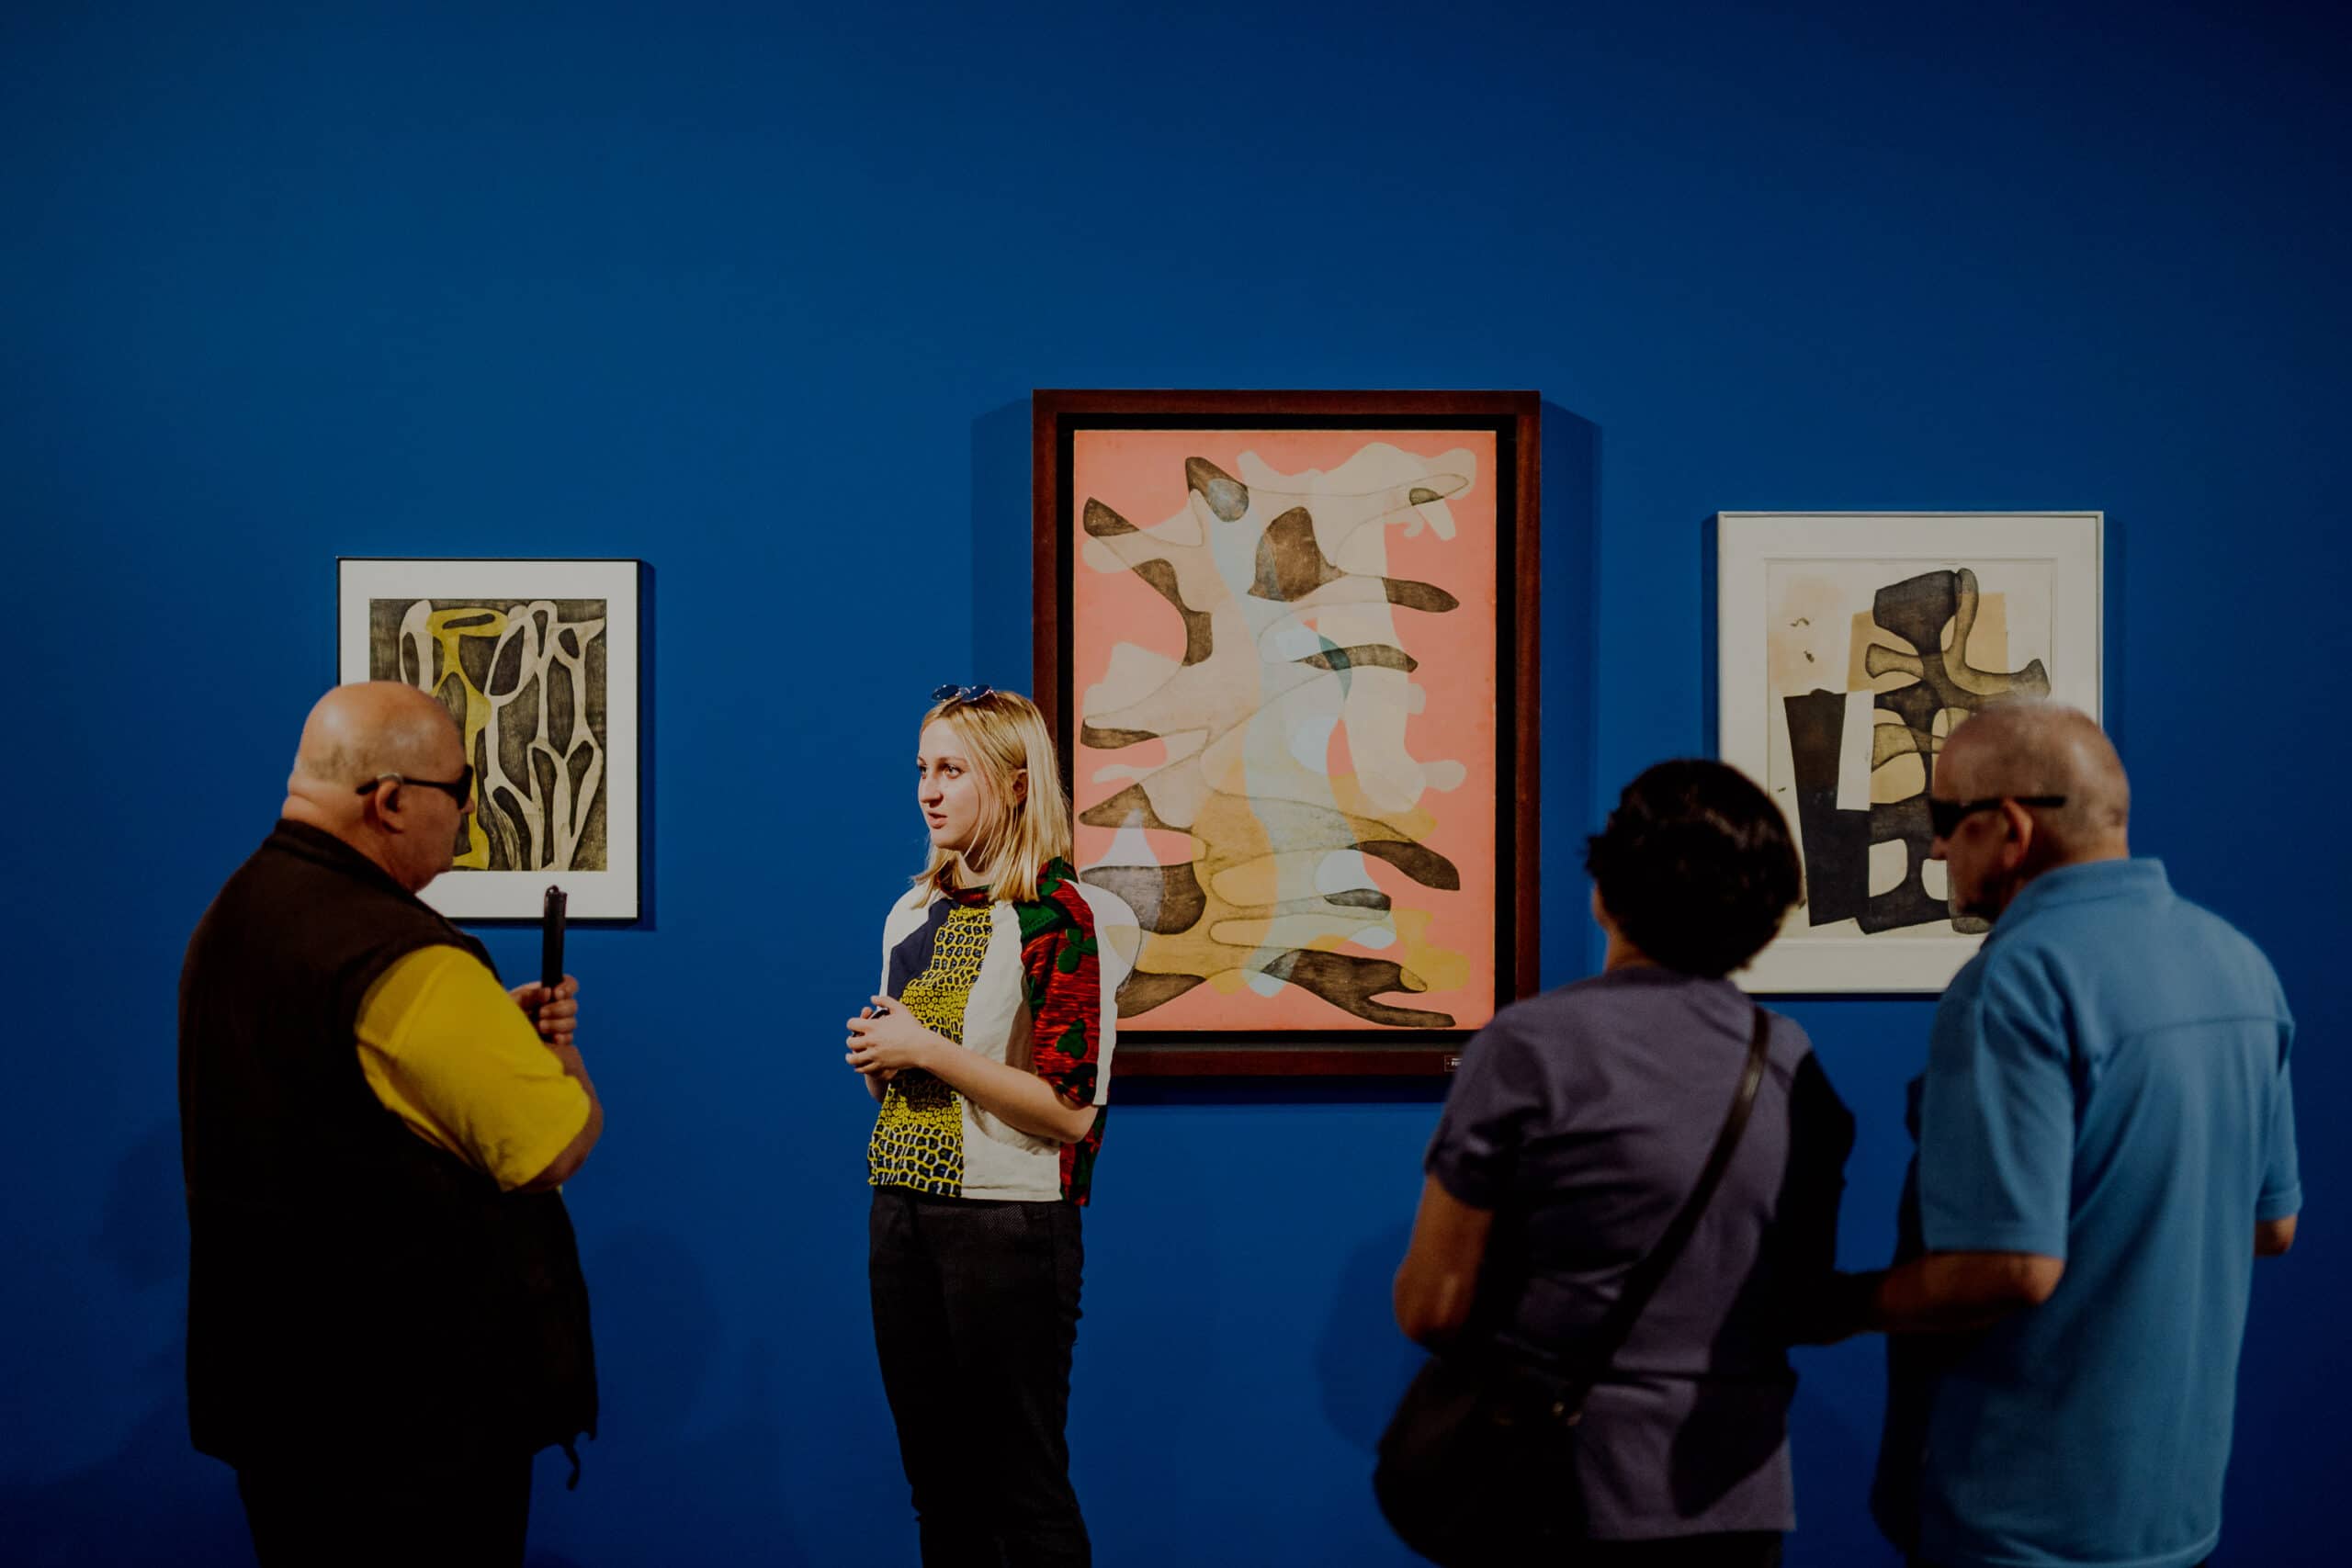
[337,557,640,919]
[1717,512,2102,993]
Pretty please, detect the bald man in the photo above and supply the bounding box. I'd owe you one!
[1843,703,2299,1568]
[179,682,604,1567]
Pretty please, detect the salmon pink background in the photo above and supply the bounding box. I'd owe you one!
[1070,428,1499,1032]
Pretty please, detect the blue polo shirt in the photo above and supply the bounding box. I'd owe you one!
[1908,859,2300,1568]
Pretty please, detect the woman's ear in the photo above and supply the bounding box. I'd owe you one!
[1011,766,1028,807]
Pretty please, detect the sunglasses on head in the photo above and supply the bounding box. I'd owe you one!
[356,766,476,807]
[932,683,995,705]
[1928,794,2066,839]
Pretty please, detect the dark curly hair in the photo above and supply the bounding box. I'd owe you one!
[1584,760,1802,978]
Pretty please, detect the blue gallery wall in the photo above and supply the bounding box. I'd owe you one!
[5,2,2346,1562]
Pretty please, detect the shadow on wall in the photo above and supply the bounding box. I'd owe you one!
[1539,401,1601,985]
[567,1224,807,1565]
[1317,1223,1427,1454]
[970,398,1033,688]
[0,1120,254,1564]
[7,1130,809,1567]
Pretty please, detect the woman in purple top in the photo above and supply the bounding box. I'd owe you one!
[1394,761,1853,1568]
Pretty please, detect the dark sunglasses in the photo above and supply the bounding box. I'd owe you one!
[932,683,995,705]
[1928,794,2066,839]
[356,766,476,807]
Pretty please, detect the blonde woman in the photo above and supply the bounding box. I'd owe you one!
[844,684,1125,1568]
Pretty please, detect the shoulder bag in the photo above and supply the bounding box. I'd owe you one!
[1373,1006,1774,1566]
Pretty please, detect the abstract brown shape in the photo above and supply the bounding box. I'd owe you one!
[1834,570,2051,933]
[1254,507,1341,600]
[1118,970,1209,1015]
[1084,498,1140,537]
[1080,863,1209,937]
[1080,725,1161,750]
[1296,644,1417,675]
[1250,504,1454,613]
[1134,558,1215,666]
[1871,722,1931,769]
[1079,783,1181,832]
[1184,457,1250,521]
[1262,950,1453,1029]
[1360,838,1463,890]
[1384,578,1460,614]
[1861,569,2050,715]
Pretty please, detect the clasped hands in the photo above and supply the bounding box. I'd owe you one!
[510,975,581,1053]
[847,994,939,1082]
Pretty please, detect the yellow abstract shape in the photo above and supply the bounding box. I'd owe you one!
[1849,611,1916,693]
[405,603,508,868]
[1391,908,1471,993]
[1870,752,1928,804]
[1328,774,1438,844]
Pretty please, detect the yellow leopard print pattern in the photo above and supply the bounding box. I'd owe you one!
[867,905,991,1194]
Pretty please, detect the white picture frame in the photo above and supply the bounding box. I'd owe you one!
[337,558,640,920]
[1716,513,2102,993]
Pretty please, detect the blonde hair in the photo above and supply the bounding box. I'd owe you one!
[913,689,1072,905]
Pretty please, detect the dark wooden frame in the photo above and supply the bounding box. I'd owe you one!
[1033,389,1541,1076]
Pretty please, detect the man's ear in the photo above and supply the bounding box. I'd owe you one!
[363,781,404,834]
[1997,796,2036,866]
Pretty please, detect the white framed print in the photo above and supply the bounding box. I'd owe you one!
[337,558,640,920]
[1716,513,2101,993]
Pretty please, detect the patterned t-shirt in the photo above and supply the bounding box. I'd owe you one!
[867,858,1126,1204]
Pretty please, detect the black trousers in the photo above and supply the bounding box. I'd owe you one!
[235,1452,533,1567]
[869,1184,1089,1568]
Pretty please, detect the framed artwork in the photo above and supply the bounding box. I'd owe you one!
[1716,513,2103,993]
[336,558,640,920]
[1034,389,1541,1075]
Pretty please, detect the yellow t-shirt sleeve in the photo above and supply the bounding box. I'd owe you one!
[356,946,592,1191]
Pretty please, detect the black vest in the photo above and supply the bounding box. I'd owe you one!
[178,820,596,1469]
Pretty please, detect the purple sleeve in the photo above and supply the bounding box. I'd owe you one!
[1424,1010,1544,1211]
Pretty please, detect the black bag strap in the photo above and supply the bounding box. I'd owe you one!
[1562,1004,1773,1391]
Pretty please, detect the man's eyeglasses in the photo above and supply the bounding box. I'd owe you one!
[932,683,995,705]
[356,766,475,807]
[1928,794,2066,839]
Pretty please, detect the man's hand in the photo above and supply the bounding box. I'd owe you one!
[510,975,580,1052]
[847,996,941,1079]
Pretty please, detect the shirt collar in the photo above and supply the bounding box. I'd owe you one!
[1585,963,1745,997]
[1992,856,2170,933]
[266,818,431,908]
[946,855,1077,906]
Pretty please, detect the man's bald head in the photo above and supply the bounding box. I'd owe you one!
[281,683,473,893]
[290,682,464,799]
[1939,700,2130,857]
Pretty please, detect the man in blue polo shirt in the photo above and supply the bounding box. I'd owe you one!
[1857,702,2299,1568]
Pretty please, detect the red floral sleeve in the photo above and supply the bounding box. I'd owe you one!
[1019,865,1109,1202]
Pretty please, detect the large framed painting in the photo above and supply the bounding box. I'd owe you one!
[1716,513,2103,993]
[1034,390,1541,1074]
[336,558,640,920]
